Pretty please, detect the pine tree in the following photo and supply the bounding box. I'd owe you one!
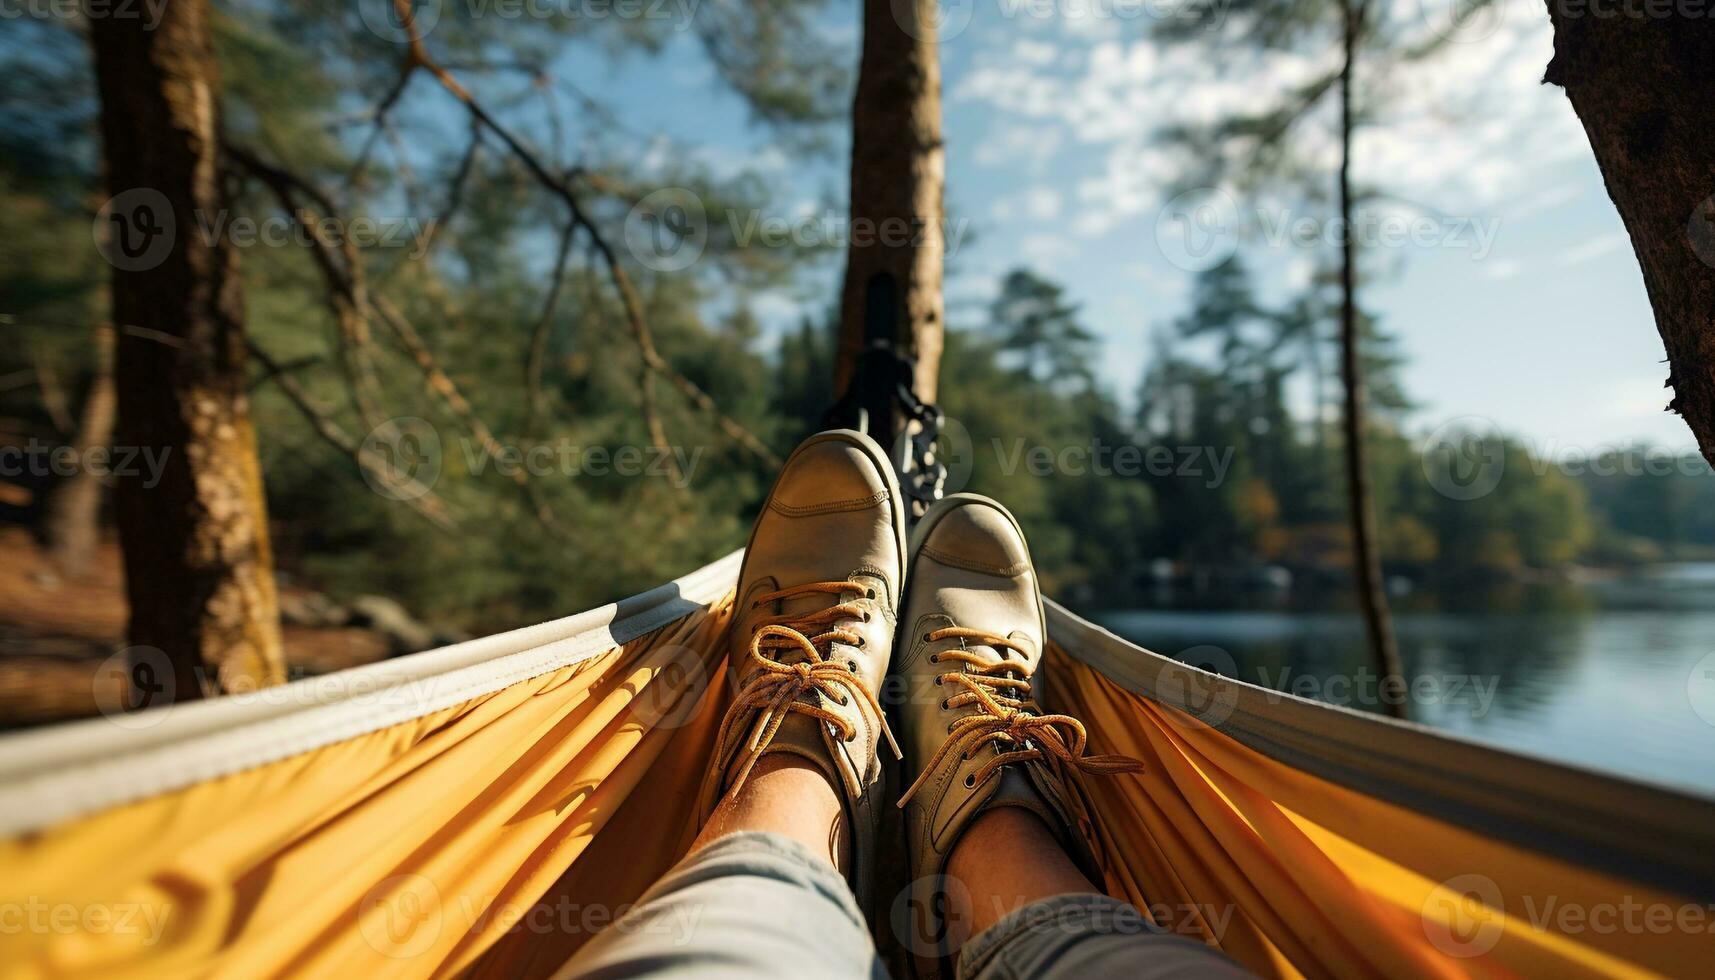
[1151,0,1444,714]
[89,0,285,695]
[989,268,1097,389]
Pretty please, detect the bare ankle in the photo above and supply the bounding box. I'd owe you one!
[944,807,1097,947]
[694,754,851,872]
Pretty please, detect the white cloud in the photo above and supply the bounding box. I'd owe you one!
[1558,233,1628,267]
[747,290,801,323]
[1013,39,1060,67]
[1020,232,1078,263]
[1071,143,1175,236]
[990,186,1063,221]
[695,142,790,180]
[954,14,1586,245]
[640,135,674,174]
[1353,21,1587,211]
[1024,187,1063,220]
[1595,374,1674,422]
[1478,258,1522,281]
[972,122,1068,173]
[1124,260,1188,297]
[1510,183,1583,221]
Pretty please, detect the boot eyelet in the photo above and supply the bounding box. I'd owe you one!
[846,660,858,672]
[865,588,875,600]
[933,676,943,686]
[855,637,866,648]
[964,774,977,788]
[862,611,871,623]
[946,723,957,734]
[939,699,949,710]
[928,653,939,663]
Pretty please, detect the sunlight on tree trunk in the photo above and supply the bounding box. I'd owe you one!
[1338,0,1407,719]
[835,0,946,428]
[88,0,285,698]
[1545,11,1715,469]
[42,322,116,582]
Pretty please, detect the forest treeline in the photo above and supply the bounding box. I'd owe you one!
[10,227,1709,632]
[2,4,1711,641]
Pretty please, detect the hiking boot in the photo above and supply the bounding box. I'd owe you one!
[894,494,1142,967]
[696,429,905,907]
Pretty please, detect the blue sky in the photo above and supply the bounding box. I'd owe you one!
[532,0,1690,456]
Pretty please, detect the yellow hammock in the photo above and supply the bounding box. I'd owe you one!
[1,550,1710,978]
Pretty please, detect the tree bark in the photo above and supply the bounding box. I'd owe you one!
[88,0,285,698]
[1338,0,1407,719]
[834,0,946,428]
[41,322,117,581]
[1544,12,1715,467]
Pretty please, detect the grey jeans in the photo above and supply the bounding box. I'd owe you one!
[558,831,1251,980]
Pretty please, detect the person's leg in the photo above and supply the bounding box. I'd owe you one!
[944,809,1251,980]
[893,495,1250,979]
[941,807,1093,949]
[692,754,850,872]
[559,431,909,979]
[560,756,884,980]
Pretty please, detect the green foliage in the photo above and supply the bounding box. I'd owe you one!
[1129,260,1650,584]
[0,22,106,436]
[4,2,1711,644]
[988,269,1097,389]
[937,327,1158,603]
[1571,449,1715,560]
[203,0,853,627]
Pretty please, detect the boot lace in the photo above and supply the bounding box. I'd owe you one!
[898,626,1142,807]
[719,581,900,803]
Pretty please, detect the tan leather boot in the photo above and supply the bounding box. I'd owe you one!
[894,493,1142,970]
[695,429,905,909]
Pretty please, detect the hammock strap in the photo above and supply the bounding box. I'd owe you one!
[824,273,947,519]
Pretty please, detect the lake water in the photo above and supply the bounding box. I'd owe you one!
[1092,564,1715,799]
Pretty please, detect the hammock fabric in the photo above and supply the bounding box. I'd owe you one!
[1,550,1710,978]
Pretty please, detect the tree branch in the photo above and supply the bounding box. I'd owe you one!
[526,220,579,436]
[229,145,391,430]
[346,57,416,187]
[229,144,567,534]
[247,340,455,530]
[387,0,782,470]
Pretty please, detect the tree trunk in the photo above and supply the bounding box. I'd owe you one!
[834,0,946,434]
[88,0,285,698]
[1306,331,1329,491]
[41,322,117,581]
[1338,0,1407,719]
[35,358,75,435]
[1544,13,1715,467]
